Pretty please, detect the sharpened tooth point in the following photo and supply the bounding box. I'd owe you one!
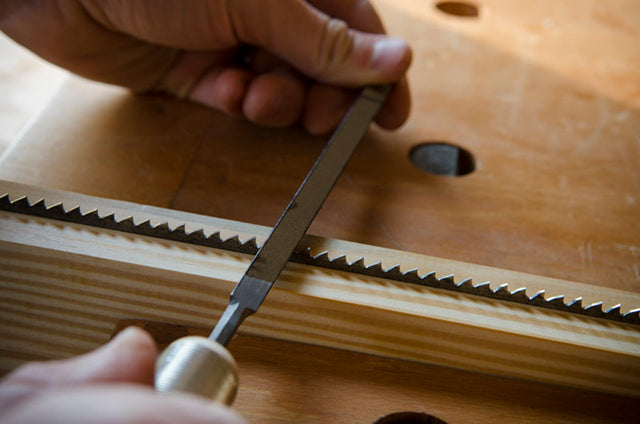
[623,309,640,322]
[349,257,366,267]
[29,197,45,207]
[332,256,349,268]
[421,271,436,279]
[313,250,329,258]
[605,304,621,314]
[456,278,473,287]
[530,290,546,300]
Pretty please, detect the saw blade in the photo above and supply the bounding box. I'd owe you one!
[1,190,638,326]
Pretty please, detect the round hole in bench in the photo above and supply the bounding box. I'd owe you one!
[409,141,475,177]
[435,1,479,17]
[374,411,448,424]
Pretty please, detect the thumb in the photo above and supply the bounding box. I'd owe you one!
[228,0,412,86]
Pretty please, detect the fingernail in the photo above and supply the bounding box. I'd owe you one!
[370,37,410,74]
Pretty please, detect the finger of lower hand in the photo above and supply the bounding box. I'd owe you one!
[1,385,246,424]
[5,327,157,389]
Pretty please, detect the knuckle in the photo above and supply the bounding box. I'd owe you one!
[313,18,354,81]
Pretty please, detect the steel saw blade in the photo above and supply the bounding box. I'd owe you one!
[1,184,638,326]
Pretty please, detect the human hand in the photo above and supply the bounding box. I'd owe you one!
[0,327,246,424]
[1,0,411,134]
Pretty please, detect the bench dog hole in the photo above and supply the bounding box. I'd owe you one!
[435,1,480,17]
[409,141,475,177]
[374,411,449,424]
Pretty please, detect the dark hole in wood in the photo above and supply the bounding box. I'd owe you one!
[435,1,479,17]
[374,411,449,424]
[409,142,475,177]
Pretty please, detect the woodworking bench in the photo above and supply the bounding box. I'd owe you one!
[1,1,639,422]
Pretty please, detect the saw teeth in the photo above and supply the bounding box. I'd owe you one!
[528,290,546,303]
[243,238,259,253]
[310,251,331,265]
[422,271,438,285]
[472,281,494,298]
[348,257,367,272]
[206,231,223,245]
[2,191,639,326]
[510,288,529,303]
[82,209,100,224]
[546,295,565,307]
[400,269,420,285]
[604,304,622,321]
[454,278,475,294]
[566,298,584,313]
[492,284,511,301]
[118,216,135,229]
[624,309,640,325]
[65,206,83,220]
[331,255,349,270]
[435,275,456,291]
[605,304,621,315]
[188,229,207,243]
[366,262,386,277]
[584,302,605,318]
[222,235,243,251]
[137,220,154,233]
[384,264,404,281]
[154,222,170,235]
[29,198,48,212]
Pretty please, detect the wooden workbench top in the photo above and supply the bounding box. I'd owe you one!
[1,1,639,422]
[1,0,638,293]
